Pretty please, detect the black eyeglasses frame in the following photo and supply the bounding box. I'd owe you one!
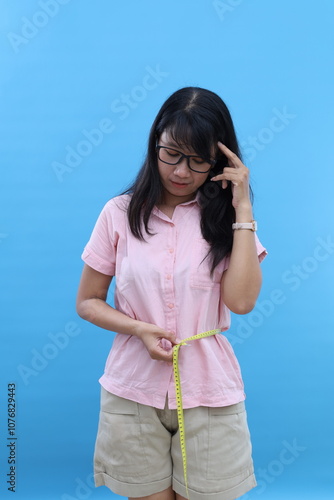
[156,145,216,174]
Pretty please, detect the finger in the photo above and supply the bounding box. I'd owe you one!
[217,142,241,167]
[162,331,181,346]
[159,348,174,363]
[217,141,235,157]
[211,170,239,183]
[151,346,173,362]
[210,174,230,189]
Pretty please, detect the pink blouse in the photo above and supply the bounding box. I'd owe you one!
[81,194,267,409]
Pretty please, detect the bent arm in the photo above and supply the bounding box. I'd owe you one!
[76,264,178,361]
[76,264,140,335]
[213,143,263,315]
[221,222,262,315]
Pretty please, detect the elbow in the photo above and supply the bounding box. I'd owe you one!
[228,299,257,315]
[76,300,86,320]
[223,282,262,315]
[76,299,94,322]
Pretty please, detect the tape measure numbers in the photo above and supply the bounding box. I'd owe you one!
[172,328,221,499]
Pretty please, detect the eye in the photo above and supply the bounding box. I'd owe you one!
[166,148,180,157]
[192,157,206,164]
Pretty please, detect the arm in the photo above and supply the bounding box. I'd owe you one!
[211,143,262,314]
[76,264,179,362]
[221,206,262,314]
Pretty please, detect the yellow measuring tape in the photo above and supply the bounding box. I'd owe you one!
[172,328,221,499]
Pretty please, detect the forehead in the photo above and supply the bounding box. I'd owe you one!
[159,130,216,158]
[159,130,199,155]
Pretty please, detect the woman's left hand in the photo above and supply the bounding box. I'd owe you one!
[211,142,251,211]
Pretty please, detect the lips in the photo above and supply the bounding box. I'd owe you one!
[170,181,189,188]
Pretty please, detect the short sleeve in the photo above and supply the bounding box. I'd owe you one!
[81,199,122,276]
[255,233,268,262]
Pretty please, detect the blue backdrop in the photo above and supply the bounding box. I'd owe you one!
[1,1,334,499]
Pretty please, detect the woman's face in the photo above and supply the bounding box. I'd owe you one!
[157,130,213,207]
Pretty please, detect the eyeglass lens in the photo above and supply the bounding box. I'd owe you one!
[158,147,211,172]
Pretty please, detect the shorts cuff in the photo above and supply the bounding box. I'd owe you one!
[173,473,257,500]
[95,471,172,498]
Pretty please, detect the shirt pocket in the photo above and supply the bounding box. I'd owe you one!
[190,238,222,289]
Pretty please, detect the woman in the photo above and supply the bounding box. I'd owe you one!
[76,87,267,500]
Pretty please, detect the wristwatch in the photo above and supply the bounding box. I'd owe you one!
[232,220,257,231]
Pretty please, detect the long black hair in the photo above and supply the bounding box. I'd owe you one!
[123,87,251,273]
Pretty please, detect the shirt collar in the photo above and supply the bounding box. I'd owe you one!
[152,192,200,221]
[179,192,201,207]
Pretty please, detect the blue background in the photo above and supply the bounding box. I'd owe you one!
[1,1,334,499]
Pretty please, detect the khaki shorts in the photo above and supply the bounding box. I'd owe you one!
[94,387,256,499]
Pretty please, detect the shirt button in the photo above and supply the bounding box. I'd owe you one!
[166,274,172,280]
[168,303,174,309]
[169,248,174,253]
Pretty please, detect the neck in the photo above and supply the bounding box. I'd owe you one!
[159,192,196,209]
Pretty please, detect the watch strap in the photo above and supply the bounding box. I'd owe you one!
[232,220,257,231]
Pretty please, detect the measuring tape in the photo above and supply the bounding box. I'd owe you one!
[172,328,221,499]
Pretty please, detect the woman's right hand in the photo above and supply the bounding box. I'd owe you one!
[77,265,181,363]
[135,322,181,363]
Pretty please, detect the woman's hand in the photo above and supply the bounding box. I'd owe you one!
[135,323,181,363]
[77,265,180,363]
[211,142,252,213]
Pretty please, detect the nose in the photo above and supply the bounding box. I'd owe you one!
[173,157,191,177]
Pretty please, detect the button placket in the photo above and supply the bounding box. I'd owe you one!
[165,222,177,333]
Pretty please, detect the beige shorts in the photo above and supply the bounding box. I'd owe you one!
[94,387,256,499]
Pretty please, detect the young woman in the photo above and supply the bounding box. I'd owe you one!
[76,87,267,500]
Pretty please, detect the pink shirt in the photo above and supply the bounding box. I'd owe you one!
[82,194,267,409]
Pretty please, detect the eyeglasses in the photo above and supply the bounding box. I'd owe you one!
[156,145,216,173]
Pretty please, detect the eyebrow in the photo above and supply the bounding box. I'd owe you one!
[161,141,181,148]
[160,141,200,156]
